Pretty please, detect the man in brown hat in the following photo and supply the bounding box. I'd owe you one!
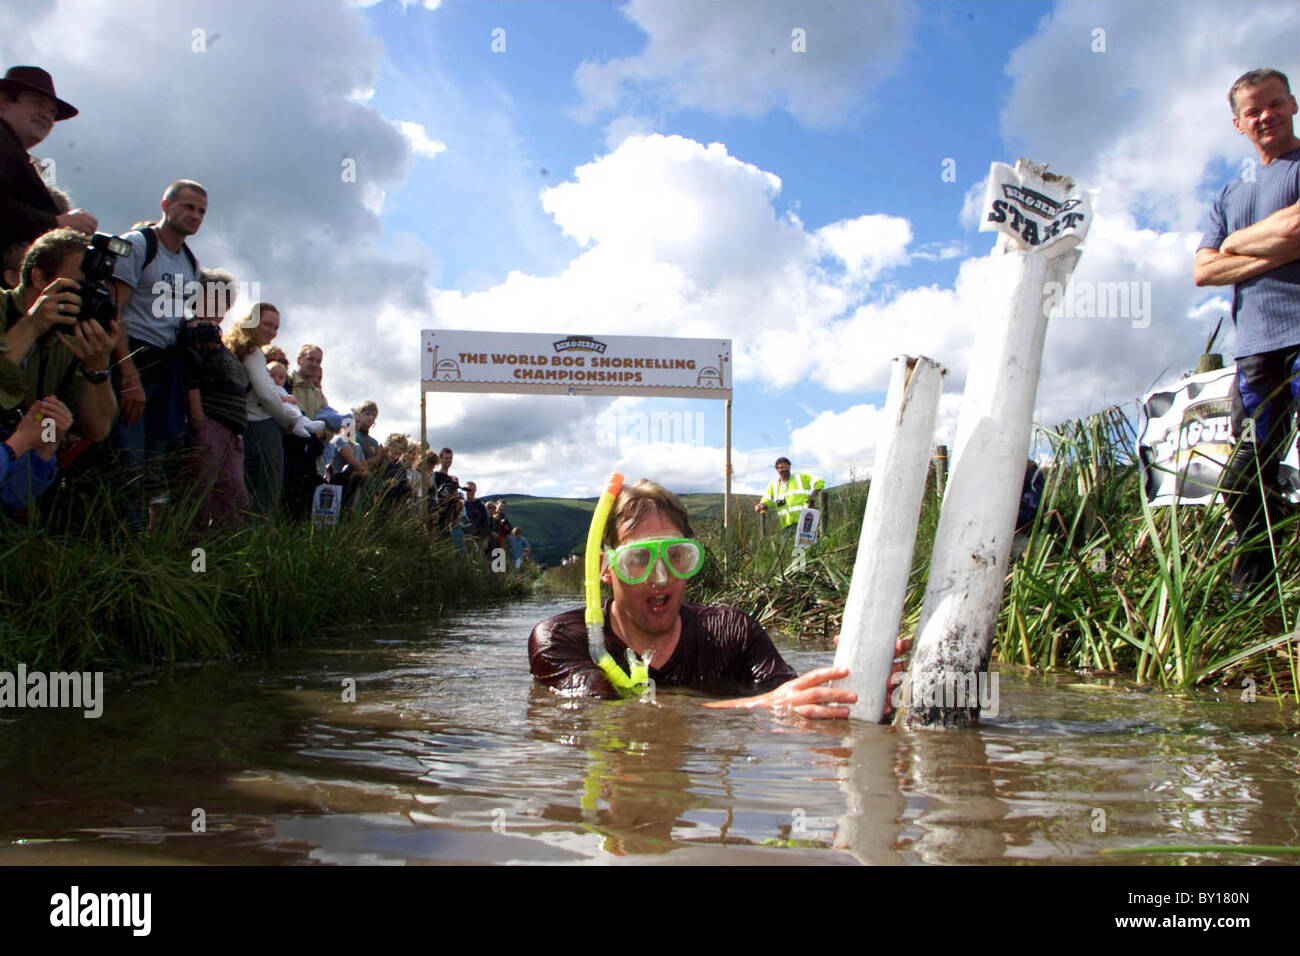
[0,66,98,251]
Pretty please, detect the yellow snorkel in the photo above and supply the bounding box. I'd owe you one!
[585,472,652,696]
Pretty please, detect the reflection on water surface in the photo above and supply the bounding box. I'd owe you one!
[1,597,1296,864]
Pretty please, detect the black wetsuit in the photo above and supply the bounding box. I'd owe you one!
[529,599,797,699]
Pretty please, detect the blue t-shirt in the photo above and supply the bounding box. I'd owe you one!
[1198,147,1300,358]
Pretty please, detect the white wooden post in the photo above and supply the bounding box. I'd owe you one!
[832,355,945,722]
[904,158,1090,728]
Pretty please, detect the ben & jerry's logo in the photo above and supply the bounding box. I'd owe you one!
[553,336,607,354]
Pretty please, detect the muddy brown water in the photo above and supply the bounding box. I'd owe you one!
[1,596,1297,865]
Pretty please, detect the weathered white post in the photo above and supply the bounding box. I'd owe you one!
[832,355,945,722]
[904,159,1092,729]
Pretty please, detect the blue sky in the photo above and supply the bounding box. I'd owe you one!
[364,0,1049,486]
[6,0,1297,498]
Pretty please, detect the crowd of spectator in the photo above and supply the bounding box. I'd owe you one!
[0,65,533,567]
[427,454,530,563]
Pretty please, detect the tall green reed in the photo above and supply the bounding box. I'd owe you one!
[0,466,528,671]
[691,406,1297,701]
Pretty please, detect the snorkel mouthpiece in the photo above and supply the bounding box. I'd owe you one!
[584,472,652,697]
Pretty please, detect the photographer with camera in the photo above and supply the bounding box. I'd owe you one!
[0,227,118,448]
[107,179,205,525]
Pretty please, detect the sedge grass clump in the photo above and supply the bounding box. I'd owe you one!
[1001,407,1298,699]
[0,485,527,672]
[538,558,585,594]
[692,406,1298,702]
[694,479,882,642]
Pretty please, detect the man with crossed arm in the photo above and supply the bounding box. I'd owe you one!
[1194,68,1300,600]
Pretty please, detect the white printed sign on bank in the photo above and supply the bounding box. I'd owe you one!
[1137,363,1300,506]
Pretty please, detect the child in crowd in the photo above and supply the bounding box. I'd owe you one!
[450,496,467,554]
[266,360,322,439]
[508,525,531,569]
[1,397,71,515]
[262,345,290,368]
[325,415,367,487]
[181,269,252,527]
[404,446,422,498]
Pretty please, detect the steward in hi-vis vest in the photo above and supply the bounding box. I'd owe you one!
[756,457,824,529]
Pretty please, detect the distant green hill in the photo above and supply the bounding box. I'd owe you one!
[487,495,596,567]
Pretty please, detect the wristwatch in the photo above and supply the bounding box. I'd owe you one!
[81,365,110,384]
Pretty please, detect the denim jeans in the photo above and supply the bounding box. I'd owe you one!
[1222,345,1300,558]
[110,356,189,527]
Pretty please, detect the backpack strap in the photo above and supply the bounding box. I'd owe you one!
[134,226,198,274]
[135,226,158,269]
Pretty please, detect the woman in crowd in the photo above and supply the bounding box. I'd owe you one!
[225,302,320,517]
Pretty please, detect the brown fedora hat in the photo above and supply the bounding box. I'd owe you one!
[0,66,78,120]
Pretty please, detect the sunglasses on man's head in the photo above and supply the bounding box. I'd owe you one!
[605,537,704,585]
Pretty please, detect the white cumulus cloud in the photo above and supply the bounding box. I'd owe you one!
[573,0,914,128]
[395,120,447,159]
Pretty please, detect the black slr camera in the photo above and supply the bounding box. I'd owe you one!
[78,232,131,326]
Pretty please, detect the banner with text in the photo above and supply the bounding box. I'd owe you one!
[421,331,732,399]
[1137,364,1300,506]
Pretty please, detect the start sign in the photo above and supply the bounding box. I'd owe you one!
[979,159,1093,256]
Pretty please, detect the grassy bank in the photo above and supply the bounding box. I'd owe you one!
[688,407,1298,701]
[0,483,530,671]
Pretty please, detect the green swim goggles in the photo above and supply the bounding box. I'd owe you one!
[605,537,704,585]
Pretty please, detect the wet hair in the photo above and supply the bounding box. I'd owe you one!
[1229,68,1291,114]
[163,179,207,202]
[223,302,279,359]
[19,226,89,289]
[604,478,694,549]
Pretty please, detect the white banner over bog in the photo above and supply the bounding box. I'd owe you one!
[1137,363,1300,506]
[421,331,732,399]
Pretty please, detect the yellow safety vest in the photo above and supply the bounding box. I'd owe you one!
[762,472,824,528]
